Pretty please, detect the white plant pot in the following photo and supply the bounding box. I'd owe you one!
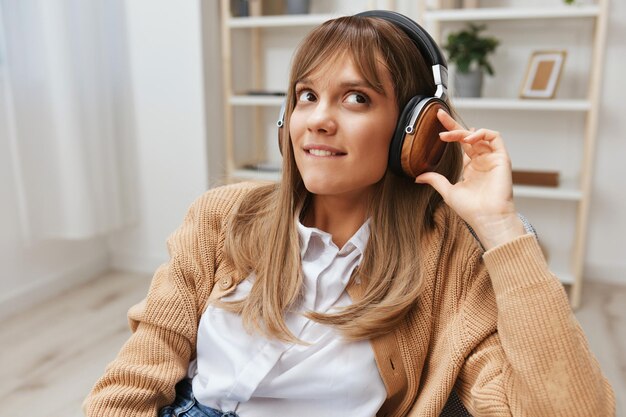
[455,69,483,98]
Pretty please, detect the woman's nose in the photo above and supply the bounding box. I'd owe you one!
[306,101,337,135]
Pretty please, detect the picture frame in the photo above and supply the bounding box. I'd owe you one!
[519,50,567,99]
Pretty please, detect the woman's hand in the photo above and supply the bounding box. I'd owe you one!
[415,109,525,250]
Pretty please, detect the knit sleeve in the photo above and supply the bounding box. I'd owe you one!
[455,234,615,417]
[82,188,229,417]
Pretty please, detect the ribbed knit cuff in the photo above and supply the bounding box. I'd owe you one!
[482,234,555,295]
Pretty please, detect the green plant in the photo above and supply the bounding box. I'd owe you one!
[443,24,499,75]
[563,0,575,4]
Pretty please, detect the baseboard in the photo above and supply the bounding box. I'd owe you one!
[110,249,166,275]
[0,252,110,320]
[584,262,626,286]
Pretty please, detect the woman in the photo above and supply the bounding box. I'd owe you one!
[84,11,614,417]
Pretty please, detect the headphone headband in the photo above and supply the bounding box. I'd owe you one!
[355,10,446,68]
[355,10,448,101]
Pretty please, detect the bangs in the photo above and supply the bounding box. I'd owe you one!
[291,16,388,95]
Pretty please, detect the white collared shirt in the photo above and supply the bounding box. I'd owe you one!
[190,219,387,417]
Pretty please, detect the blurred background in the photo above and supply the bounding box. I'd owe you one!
[0,0,214,301]
[0,0,624,415]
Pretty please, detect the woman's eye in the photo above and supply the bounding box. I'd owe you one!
[345,92,369,105]
[298,90,316,102]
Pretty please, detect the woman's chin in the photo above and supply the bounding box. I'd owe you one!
[301,180,335,196]
[301,177,379,200]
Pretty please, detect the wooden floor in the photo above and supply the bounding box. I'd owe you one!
[0,270,624,417]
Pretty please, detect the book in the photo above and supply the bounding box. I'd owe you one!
[512,170,559,187]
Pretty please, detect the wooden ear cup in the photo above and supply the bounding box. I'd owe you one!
[388,97,450,179]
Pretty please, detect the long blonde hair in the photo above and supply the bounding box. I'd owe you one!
[222,15,463,342]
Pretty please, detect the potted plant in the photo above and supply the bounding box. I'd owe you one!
[443,23,499,97]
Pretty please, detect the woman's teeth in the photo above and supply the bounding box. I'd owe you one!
[309,149,337,156]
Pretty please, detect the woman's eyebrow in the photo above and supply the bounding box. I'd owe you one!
[339,80,374,89]
[296,78,385,94]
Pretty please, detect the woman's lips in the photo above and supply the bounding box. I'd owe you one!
[303,144,346,157]
[308,149,339,156]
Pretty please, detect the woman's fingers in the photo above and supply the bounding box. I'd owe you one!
[415,171,452,200]
[466,141,493,159]
[440,127,506,157]
[440,128,497,143]
[438,130,466,142]
[437,108,464,131]
[436,110,508,163]
[437,108,500,148]
[463,129,508,155]
[463,128,498,143]
[462,152,471,168]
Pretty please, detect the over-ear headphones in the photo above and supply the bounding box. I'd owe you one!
[277,10,451,179]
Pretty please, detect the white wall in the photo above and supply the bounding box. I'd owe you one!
[0,0,209,318]
[0,97,109,318]
[107,0,209,273]
[0,10,111,318]
[584,0,626,284]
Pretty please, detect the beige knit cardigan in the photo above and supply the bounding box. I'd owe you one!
[84,182,615,417]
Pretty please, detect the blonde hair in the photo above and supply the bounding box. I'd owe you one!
[221,15,463,342]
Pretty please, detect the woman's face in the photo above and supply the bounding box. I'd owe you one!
[289,55,399,199]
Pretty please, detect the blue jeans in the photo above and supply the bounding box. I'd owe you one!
[159,379,240,417]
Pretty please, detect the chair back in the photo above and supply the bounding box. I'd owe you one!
[439,389,473,417]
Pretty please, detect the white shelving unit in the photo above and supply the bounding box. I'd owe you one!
[229,14,338,28]
[425,1,609,307]
[425,5,600,21]
[229,95,284,106]
[453,98,591,112]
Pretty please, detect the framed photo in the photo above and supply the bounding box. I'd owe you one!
[520,50,567,99]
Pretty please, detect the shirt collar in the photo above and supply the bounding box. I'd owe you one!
[296,217,371,258]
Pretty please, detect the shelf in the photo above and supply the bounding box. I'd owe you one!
[425,6,600,22]
[513,178,582,201]
[228,14,338,28]
[230,95,284,106]
[453,98,591,112]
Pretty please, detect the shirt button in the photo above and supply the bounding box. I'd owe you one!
[218,276,233,290]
